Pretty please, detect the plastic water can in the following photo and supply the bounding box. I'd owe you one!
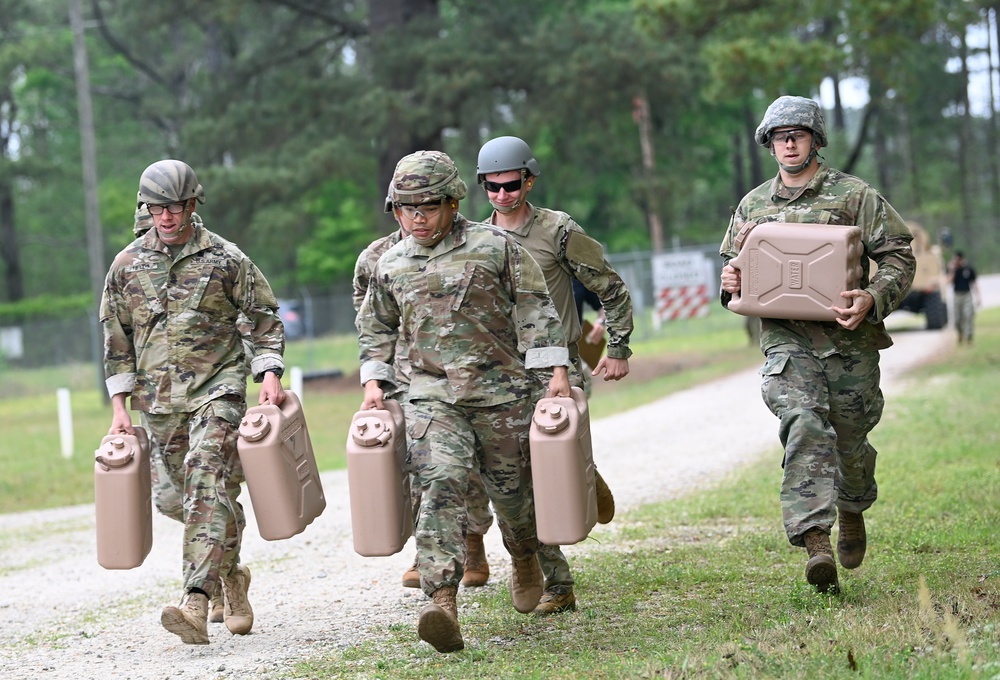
[727,222,864,321]
[94,428,153,569]
[346,400,412,556]
[529,387,597,545]
[238,391,326,540]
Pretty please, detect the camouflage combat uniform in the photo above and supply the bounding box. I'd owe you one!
[720,162,915,546]
[353,229,494,538]
[487,204,634,390]
[484,203,634,587]
[357,215,568,596]
[101,219,284,594]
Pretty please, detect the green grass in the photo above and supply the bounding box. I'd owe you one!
[0,310,759,514]
[285,309,1000,679]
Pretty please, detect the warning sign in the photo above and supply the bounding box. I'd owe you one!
[651,252,714,326]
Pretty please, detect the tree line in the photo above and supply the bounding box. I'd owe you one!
[1,0,997,317]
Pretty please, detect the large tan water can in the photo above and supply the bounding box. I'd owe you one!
[238,391,326,540]
[728,222,864,321]
[346,400,412,557]
[530,387,597,545]
[94,428,152,569]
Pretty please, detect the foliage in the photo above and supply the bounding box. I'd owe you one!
[1,0,998,313]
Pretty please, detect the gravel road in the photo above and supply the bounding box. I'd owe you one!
[2,275,996,680]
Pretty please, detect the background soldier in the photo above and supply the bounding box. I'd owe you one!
[476,135,635,613]
[357,150,570,652]
[101,159,286,643]
[720,96,915,593]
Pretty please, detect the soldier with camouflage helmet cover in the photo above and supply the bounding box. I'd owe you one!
[477,134,635,614]
[353,184,496,593]
[719,95,916,594]
[101,159,286,644]
[357,150,571,653]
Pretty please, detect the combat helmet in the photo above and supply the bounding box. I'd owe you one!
[137,159,206,207]
[754,96,828,148]
[389,150,468,206]
[476,136,541,184]
[133,202,153,237]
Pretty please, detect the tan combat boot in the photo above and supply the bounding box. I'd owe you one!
[595,471,615,524]
[161,592,209,645]
[803,528,839,594]
[402,555,420,589]
[533,585,577,615]
[837,510,867,569]
[209,582,224,623]
[510,553,544,613]
[461,532,490,587]
[221,565,254,635]
[417,585,464,653]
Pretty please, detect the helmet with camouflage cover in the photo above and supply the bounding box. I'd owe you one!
[476,136,541,184]
[133,202,153,237]
[754,96,828,148]
[389,150,467,206]
[137,159,206,207]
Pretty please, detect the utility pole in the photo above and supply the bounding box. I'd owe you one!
[632,93,665,252]
[69,0,107,400]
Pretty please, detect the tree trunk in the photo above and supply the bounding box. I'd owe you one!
[743,102,764,187]
[0,81,22,302]
[957,30,975,248]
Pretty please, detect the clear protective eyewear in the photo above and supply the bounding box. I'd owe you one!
[395,200,445,219]
[146,202,187,215]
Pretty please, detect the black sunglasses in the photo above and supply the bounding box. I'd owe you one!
[482,178,524,193]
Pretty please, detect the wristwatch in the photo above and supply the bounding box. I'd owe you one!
[264,367,284,379]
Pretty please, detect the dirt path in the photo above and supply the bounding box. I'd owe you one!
[2,276,995,680]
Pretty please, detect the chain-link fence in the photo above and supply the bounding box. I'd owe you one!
[2,245,732,371]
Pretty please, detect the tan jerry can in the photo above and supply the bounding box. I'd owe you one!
[727,222,864,321]
[238,391,326,541]
[94,428,153,570]
[529,386,597,545]
[346,399,412,557]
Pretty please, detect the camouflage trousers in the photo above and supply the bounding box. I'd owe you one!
[954,291,976,342]
[406,397,571,596]
[759,345,884,547]
[142,398,247,595]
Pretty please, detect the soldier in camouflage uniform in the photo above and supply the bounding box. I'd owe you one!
[353,187,496,592]
[477,135,635,613]
[101,159,286,644]
[719,96,915,593]
[357,150,570,653]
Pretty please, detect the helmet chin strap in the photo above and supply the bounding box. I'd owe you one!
[411,215,457,247]
[490,198,522,214]
[777,144,819,175]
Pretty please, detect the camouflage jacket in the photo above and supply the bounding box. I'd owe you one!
[353,227,411,393]
[357,215,569,406]
[486,204,633,359]
[720,163,916,356]
[100,221,285,414]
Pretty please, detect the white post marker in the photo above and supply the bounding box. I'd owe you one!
[290,366,303,405]
[57,388,73,459]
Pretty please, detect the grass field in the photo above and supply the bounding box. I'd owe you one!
[285,308,1000,678]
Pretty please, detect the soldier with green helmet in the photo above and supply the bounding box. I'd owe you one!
[476,134,635,614]
[719,95,916,593]
[357,150,571,653]
[101,159,286,644]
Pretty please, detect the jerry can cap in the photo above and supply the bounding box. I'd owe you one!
[95,437,136,470]
[239,411,271,442]
[351,416,393,447]
[533,403,571,435]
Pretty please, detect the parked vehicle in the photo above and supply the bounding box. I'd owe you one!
[896,223,948,330]
[278,299,305,340]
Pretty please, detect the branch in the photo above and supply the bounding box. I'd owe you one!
[841,102,876,175]
[259,0,368,38]
[90,0,170,89]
